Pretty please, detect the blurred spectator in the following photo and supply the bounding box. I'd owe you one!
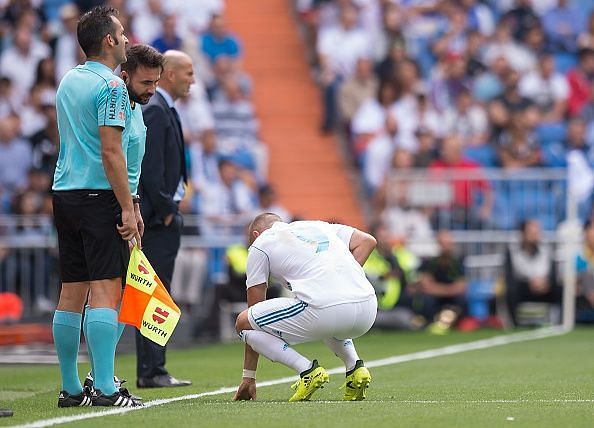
[567,48,594,117]
[369,2,405,63]
[201,14,241,65]
[482,22,536,73]
[442,88,488,145]
[200,158,256,283]
[376,149,435,256]
[0,78,17,119]
[429,135,493,226]
[575,220,594,314]
[362,133,396,194]
[350,79,397,159]
[54,3,80,81]
[417,230,467,332]
[256,184,291,222]
[488,69,533,134]
[578,12,594,51]
[29,92,59,175]
[504,219,561,326]
[206,55,251,102]
[317,2,369,132]
[542,0,584,53]
[338,57,378,128]
[170,196,208,310]
[177,84,216,141]
[212,77,258,144]
[519,53,569,123]
[131,0,163,44]
[390,68,441,151]
[200,159,256,235]
[522,24,547,56]
[34,57,57,94]
[430,52,472,112]
[211,76,267,178]
[364,221,422,330]
[189,129,222,212]
[169,0,225,37]
[0,23,50,104]
[413,127,438,167]
[565,117,590,159]
[151,14,182,53]
[472,55,507,102]
[461,0,495,36]
[432,5,469,58]
[501,0,541,42]
[465,30,488,78]
[20,85,48,138]
[497,106,542,169]
[0,116,32,197]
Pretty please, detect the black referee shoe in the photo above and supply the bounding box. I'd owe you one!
[84,372,142,401]
[91,389,143,407]
[57,388,92,408]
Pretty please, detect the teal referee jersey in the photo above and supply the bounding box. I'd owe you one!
[53,61,132,191]
[126,104,146,194]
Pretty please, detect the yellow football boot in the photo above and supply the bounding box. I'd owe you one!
[341,360,371,401]
[288,360,329,402]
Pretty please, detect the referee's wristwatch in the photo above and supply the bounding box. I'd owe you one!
[132,194,141,204]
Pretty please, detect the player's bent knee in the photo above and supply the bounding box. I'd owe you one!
[235,310,252,334]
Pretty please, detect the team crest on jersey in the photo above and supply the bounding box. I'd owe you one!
[108,79,119,88]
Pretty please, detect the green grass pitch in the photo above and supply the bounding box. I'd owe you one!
[1,328,593,427]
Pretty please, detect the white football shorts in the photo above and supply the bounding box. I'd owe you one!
[247,295,377,345]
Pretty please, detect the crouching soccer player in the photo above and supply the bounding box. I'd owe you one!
[233,213,378,402]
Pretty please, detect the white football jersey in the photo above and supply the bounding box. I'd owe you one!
[246,221,375,308]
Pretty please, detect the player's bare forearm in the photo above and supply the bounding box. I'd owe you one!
[100,126,133,213]
[243,343,259,371]
[349,229,377,266]
[242,284,267,371]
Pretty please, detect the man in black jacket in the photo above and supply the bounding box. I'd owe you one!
[136,50,194,388]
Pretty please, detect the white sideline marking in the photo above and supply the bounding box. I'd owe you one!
[14,326,567,428]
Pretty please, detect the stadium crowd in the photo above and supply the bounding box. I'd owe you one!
[0,0,593,335]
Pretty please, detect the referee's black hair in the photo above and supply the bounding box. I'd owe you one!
[121,44,164,75]
[77,6,119,58]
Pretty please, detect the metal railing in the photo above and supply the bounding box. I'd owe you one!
[384,168,569,231]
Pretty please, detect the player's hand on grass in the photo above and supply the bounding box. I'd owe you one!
[118,208,141,248]
[233,379,256,401]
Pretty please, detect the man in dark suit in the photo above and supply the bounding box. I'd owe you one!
[136,50,195,388]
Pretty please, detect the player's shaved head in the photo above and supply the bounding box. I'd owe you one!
[248,213,281,245]
[162,50,192,70]
[158,50,195,101]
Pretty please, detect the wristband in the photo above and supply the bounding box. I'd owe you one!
[242,369,256,379]
[132,194,141,204]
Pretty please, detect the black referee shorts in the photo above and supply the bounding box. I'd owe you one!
[52,190,128,283]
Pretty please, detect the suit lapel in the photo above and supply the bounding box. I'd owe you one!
[155,92,184,152]
[155,91,187,182]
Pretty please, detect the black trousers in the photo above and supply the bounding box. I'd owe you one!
[135,213,182,379]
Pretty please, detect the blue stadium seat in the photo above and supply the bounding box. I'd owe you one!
[466,280,495,320]
[554,52,578,74]
[463,145,497,167]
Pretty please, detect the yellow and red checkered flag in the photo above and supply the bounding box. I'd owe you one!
[119,246,181,346]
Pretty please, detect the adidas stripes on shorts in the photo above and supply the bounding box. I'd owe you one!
[247,295,377,345]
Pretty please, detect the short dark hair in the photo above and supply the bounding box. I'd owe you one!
[121,44,164,74]
[77,6,119,58]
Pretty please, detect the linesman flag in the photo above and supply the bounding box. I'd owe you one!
[119,246,181,346]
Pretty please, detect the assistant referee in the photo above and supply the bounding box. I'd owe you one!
[51,6,141,408]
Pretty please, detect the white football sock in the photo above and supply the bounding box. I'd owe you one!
[324,338,360,372]
[241,330,312,374]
